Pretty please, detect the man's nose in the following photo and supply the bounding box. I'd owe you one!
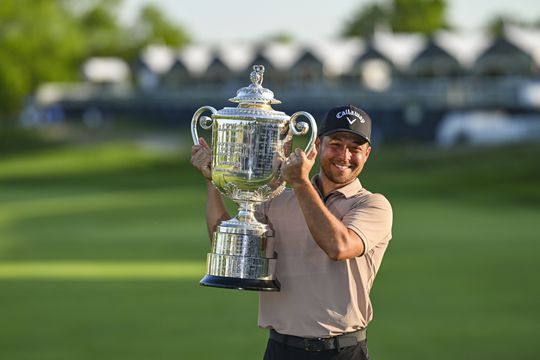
[337,147,351,161]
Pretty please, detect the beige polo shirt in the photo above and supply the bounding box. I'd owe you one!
[256,176,393,338]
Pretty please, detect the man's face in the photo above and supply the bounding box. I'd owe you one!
[317,132,371,186]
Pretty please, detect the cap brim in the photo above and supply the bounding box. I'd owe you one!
[318,129,371,144]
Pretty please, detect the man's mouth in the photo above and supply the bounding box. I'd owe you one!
[333,163,351,171]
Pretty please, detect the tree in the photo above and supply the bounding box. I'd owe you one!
[0,0,190,118]
[343,3,390,39]
[391,0,449,34]
[267,32,295,44]
[342,0,449,37]
[485,14,540,35]
[132,4,190,48]
[0,0,86,115]
[77,0,126,57]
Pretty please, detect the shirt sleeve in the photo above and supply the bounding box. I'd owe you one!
[343,193,393,255]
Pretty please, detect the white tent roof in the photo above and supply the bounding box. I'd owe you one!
[262,42,304,70]
[217,42,256,72]
[147,27,539,77]
[140,45,176,74]
[178,44,213,75]
[372,32,426,69]
[306,38,364,76]
[434,31,491,67]
[505,25,540,65]
[83,57,130,83]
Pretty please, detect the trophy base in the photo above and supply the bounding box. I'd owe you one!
[200,275,281,291]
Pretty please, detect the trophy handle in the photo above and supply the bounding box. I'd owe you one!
[191,106,218,145]
[289,111,318,153]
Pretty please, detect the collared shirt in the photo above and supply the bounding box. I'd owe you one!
[256,176,393,338]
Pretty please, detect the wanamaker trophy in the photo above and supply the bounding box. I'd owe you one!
[191,65,317,291]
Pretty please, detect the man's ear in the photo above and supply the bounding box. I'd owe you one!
[365,145,372,160]
[315,137,321,152]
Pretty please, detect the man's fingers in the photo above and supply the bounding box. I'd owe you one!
[192,144,203,153]
[306,146,318,160]
[191,149,210,167]
[192,141,212,160]
[193,151,210,164]
[191,152,203,166]
[293,148,308,161]
[199,137,210,149]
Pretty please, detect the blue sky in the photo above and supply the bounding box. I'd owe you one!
[120,0,540,44]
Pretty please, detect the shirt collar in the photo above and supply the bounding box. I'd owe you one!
[311,174,363,199]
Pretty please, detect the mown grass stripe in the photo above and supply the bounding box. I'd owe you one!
[0,187,197,225]
[0,261,206,279]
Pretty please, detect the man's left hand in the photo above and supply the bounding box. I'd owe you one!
[281,146,318,187]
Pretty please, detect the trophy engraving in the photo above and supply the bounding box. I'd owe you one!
[191,65,317,291]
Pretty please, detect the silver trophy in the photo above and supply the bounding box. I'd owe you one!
[191,65,317,291]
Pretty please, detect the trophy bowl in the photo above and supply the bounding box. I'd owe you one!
[191,65,317,291]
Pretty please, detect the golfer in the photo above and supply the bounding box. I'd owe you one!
[191,105,393,360]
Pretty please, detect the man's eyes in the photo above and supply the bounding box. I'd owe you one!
[329,143,363,153]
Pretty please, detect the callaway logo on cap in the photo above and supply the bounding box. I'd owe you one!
[318,105,372,144]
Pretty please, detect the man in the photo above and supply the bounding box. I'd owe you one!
[191,105,393,360]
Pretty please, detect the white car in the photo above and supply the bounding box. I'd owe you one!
[435,110,540,147]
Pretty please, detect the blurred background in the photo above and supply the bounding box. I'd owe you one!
[0,0,539,359]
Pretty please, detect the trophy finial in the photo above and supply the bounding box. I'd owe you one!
[229,64,280,104]
[250,65,265,87]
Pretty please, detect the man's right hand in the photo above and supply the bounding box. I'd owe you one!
[191,137,212,180]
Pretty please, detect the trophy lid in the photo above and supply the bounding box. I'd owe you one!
[229,65,281,105]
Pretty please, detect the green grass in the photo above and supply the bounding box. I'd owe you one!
[0,141,539,359]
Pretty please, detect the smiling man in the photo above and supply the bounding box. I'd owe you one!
[191,105,393,360]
